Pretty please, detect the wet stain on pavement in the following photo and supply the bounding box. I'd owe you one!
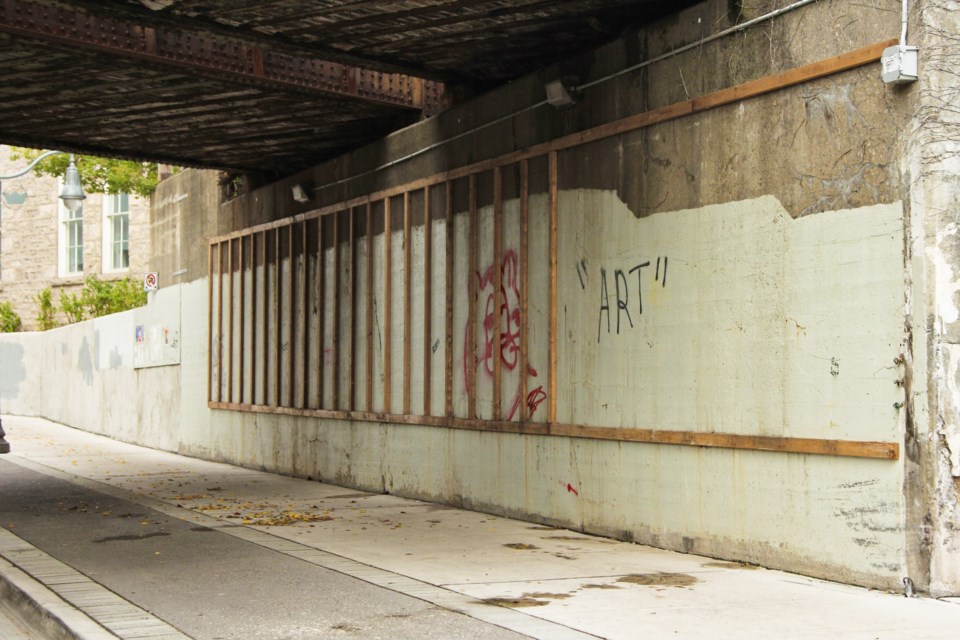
[93,532,171,543]
[702,561,761,570]
[522,592,571,600]
[483,597,550,608]
[581,583,621,589]
[503,543,539,550]
[617,573,698,587]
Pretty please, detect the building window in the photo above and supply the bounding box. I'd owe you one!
[103,193,129,271]
[58,180,83,276]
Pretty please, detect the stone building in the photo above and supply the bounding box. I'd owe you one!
[0,146,150,330]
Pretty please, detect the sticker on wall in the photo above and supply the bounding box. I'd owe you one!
[144,272,159,291]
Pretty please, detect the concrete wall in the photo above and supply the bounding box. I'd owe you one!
[5,0,960,595]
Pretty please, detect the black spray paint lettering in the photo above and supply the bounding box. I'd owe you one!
[595,257,668,343]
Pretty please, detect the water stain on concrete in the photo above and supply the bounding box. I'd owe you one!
[503,543,539,550]
[483,597,550,608]
[581,583,622,590]
[93,532,171,543]
[702,561,761,570]
[0,342,26,399]
[617,573,698,587]
[522,592,571,600]
[79,335,94,385]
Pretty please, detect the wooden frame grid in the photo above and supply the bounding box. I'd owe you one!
[207,40,900,461]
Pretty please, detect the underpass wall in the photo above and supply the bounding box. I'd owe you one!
[6,0,958,593]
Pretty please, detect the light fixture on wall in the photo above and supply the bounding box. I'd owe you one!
[544,78,579,107]
[291,181,314,204]
[0,150,86,212]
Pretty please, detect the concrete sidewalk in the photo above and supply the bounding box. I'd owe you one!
[0,416,958,640]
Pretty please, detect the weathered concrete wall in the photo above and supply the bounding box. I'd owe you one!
[193,0,919,590]
[32,287,181,451]
[7,0,960,595]
[904,0,960,598]
[150,169,223,286]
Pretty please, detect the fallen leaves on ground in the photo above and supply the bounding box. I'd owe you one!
[241,510,336,526]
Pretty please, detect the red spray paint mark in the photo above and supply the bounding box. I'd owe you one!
[566,483,579,497]
[526,386,546,417]
[463,249,542,420]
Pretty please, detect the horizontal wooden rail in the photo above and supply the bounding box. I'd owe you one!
[208,402,898,460]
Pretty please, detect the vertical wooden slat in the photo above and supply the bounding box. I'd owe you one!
[349,208,356,411]
[238,235,245,404]
[548,151,558,424]
[207,242,214,404]
[422,186,432,417]
[218,241,225,403]
[384,197,393,414]
[519,160,529,422]
[301,221,309,409]
[403,191,411,415]
[260,232,268,406]
[444,182,454,418]
[365,202,374,412]
[332,211,341,410]
[250,234,257,406]
[288,224,296,408]
[318,216,325,409]
[227,238,234,404]
[492,166,503,421]
[467,174,477,420]
[274,228,281,407]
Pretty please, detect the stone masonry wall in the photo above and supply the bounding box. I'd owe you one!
[0,146,151,331]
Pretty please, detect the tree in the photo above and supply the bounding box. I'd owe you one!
[10,148,163,198]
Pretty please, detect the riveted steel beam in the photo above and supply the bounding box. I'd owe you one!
[0,0,448,113]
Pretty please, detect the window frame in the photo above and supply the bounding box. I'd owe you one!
[102,192,130,273]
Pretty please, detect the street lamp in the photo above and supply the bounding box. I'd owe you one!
[0,150,86,453]
[0,150,86,211]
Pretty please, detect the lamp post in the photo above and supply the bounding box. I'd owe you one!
[0,151,86,453]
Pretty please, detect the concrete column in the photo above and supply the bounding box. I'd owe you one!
[905,0,960,597]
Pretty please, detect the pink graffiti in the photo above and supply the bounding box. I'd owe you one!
[463,249,541,421]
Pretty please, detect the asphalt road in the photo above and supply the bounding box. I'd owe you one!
[0,458,529,640]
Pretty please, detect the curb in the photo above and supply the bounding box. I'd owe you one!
[0,556,117,640]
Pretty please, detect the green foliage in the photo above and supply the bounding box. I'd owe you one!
[10,147,162,198]
[60,290,85,324]
[79,276,147,318]
[0,300,22,333]
[35,288,58,331]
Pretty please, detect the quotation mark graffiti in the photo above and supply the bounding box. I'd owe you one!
[576,259,587,290]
